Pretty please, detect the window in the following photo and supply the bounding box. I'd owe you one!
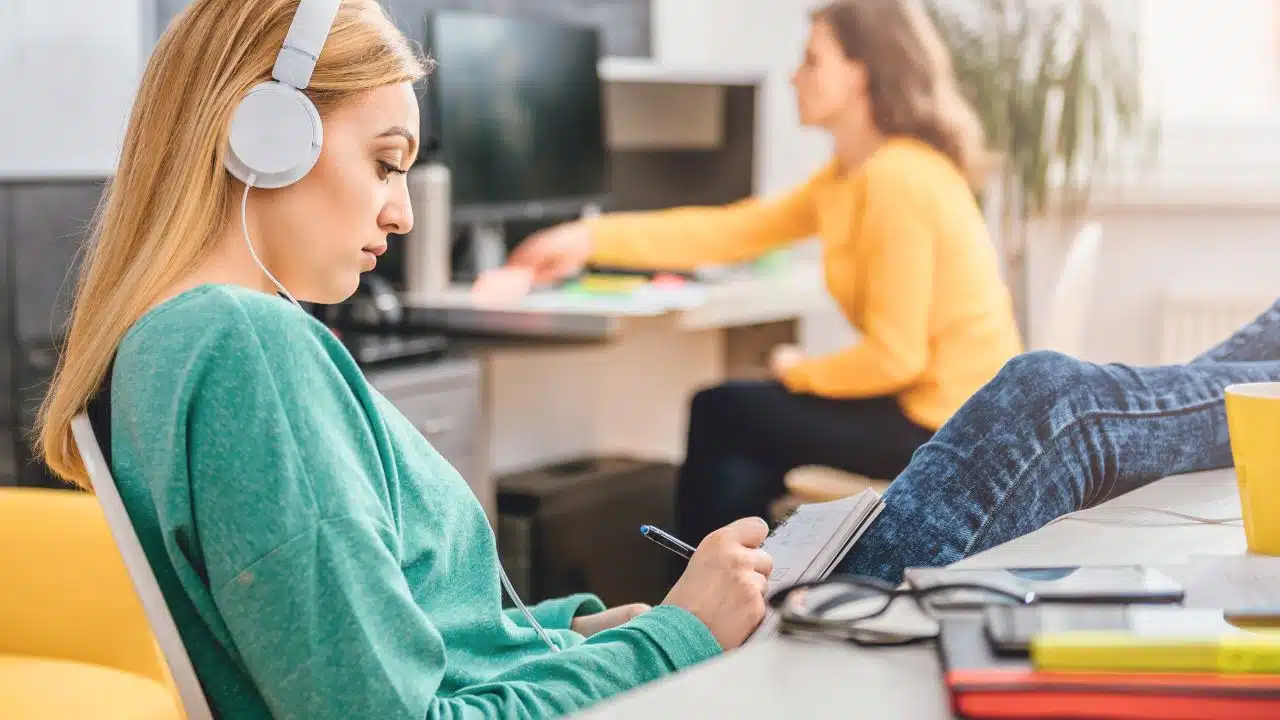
[1136,0,1280,191]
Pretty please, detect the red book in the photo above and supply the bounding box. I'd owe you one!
[938,616,1280,719]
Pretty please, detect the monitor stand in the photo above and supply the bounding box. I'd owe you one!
[466,203,604,278]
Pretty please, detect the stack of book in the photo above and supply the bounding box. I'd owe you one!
[939,607,1280,719]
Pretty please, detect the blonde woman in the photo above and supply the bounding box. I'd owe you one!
[36,1,771,717]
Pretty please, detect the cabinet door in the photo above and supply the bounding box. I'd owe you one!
[11,182,104,344]
[8,181,105,487]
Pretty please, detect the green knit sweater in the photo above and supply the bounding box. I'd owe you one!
[108,284,721,718]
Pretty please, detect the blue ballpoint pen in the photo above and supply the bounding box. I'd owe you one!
[640,524,697,560]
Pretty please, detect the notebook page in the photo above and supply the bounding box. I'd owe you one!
[762,491,878,591]
[747,491,883,642]
[763,495,860,590]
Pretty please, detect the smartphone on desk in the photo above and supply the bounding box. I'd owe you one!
[904,565,1185,610]
[984,604,1135,655]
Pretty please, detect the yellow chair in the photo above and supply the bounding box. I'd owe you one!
[0,486,182,719]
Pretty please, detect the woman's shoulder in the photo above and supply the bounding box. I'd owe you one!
[865,136,961,182]
[861,136,978,210]
[126,282,315,331]
[117,283,347,377]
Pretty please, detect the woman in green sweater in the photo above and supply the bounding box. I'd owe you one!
[35,1,771,717]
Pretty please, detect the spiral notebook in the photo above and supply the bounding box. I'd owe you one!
[748,489,885,641]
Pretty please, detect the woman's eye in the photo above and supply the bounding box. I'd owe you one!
[377,160,406,181]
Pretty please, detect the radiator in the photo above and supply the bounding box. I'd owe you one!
[1159,289,1278,364]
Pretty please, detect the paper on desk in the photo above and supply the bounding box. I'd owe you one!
[514,284,709,315]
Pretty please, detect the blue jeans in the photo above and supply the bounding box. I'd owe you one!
[841,299,1280,583]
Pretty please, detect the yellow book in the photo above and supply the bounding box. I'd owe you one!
[1031,609,1280,674]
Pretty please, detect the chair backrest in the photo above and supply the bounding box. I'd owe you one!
[71,412,215,720]
[1037,222,1103,356]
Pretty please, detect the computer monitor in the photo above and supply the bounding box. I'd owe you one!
[421,11,610,225]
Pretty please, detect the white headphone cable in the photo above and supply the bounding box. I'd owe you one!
[499,564,561,653]
[241,177,301,308]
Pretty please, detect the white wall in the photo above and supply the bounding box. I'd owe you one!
[651,0,832,196]
[0,0,144,177]
[1027,203,1280,366]
[1022,1,1280,364]
[1142,0,1277,121]
[0,0,834,188]
[1136,0,1280,193]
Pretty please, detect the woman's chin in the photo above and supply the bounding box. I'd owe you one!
[305,274,362,306]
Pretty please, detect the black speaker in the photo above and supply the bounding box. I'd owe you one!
[497,457,679,608]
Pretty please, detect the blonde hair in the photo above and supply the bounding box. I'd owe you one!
[37,0,429,488]
[813,0,990,185]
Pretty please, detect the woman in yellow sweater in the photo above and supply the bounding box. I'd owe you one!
[507,0,1023,543]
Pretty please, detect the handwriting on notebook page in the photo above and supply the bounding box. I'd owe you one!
[760,494,869,588]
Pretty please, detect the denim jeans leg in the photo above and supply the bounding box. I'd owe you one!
[840,351,1280,584]
[1193,297,1280,363]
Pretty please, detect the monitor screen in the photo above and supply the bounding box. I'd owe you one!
[422,11,609,221]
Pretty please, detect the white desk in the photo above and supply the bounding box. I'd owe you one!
[402,265,835,332]
[405,265,847,476]
[575,469,1280,718]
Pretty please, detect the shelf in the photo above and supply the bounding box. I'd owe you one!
[598,57,766,86]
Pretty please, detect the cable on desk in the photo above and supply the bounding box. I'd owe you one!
[1045,504,1242,528]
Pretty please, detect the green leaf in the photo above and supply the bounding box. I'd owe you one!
[921,0,1157,219]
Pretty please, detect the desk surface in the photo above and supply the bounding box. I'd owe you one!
[576,470,1280,718]
[401,265,833,332]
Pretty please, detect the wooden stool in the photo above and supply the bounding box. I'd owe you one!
[771,465,893,521]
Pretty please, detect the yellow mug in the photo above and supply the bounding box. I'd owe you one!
[1224,382,1280,555]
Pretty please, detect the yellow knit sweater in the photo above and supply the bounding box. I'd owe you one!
[586,136,1022,430]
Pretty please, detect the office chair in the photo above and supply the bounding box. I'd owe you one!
[71,413,215,720]
[0,486,181,719]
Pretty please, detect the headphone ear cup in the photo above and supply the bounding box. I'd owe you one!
[225,81,323,188]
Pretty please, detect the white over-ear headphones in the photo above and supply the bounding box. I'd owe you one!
[224,0,342,189]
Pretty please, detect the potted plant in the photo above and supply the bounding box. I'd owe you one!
[922,0,1156,334]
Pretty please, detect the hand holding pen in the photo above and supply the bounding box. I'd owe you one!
[640,524,696,559]
[642,518,775,650]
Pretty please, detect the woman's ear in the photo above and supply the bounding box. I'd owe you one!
[845,58,870,96]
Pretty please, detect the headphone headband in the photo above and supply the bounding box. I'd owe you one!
[272,0,342,89]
